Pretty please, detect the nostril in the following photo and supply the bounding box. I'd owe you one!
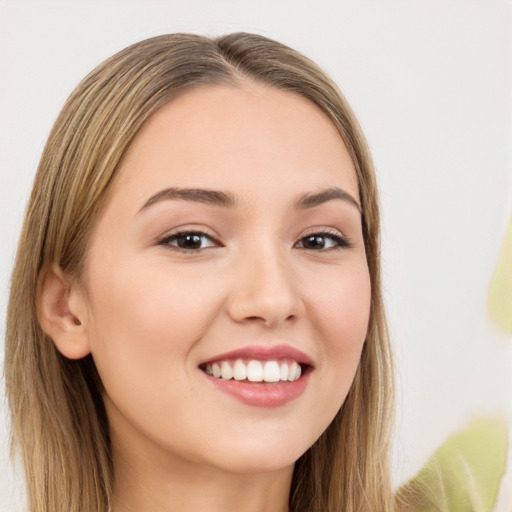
[226,271,303,327]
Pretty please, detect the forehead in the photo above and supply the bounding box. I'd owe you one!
[113,83,358,209]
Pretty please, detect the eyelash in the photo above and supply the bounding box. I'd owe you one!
[158,230,221,252]
[158,228,353,253]
[295,229,353,251]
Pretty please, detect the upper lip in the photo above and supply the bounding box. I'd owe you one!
[200,344,314,367]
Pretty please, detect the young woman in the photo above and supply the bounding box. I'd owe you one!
[4,33,394,512]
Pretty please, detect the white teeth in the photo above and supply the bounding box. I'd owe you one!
[233,359,247,381]
[263,361,280,382]
[247,360,263,382]
[288,362,298,381]
[204,359,303,383]
[221,361,233,380]
[280,362,289,381]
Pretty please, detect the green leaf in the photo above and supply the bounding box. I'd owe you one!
[395,418,508,512]
[488,212,512,334]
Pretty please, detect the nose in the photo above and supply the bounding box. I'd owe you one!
[227,245,303,328]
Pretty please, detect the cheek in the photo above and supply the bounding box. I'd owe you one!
[306,261,371,396]
[81,261,230,451]
[310,261,371,346]
[88,257,219,337]
[83,260,224,393]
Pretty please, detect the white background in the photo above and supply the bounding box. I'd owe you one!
[1,1,511,510]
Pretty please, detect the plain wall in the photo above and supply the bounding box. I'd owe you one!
[1,1,511,510]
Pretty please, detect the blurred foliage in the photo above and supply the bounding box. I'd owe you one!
[488,213,512,334]
[395,418,508,512]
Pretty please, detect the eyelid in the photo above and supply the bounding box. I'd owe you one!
[295,227,353,250]
[299,226,344,238]
[157,226,223,251]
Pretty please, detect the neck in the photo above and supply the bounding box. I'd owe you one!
[113,463,292,512]
[112,451,293,512]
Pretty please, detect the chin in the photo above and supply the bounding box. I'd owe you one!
[213,450,299,476]
[201,431,313,475]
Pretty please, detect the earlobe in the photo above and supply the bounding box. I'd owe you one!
[37,264,91,359]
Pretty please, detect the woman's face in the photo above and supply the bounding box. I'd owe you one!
[74,83,371,475]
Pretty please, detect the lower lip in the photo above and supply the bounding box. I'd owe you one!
[204,372,310,408]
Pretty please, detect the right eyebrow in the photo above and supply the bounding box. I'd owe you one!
[139,187,237,212]
[294,187,361,213]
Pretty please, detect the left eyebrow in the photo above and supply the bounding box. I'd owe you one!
[139,187,237,211]
[294,187,361,213]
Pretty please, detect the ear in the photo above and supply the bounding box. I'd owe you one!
[37,264,91,359]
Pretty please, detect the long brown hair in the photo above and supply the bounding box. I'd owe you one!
[5,32,394,512]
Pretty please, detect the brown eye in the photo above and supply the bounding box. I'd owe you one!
[296,232,350,251]
[301,235,327,249]
[160,232,218,251]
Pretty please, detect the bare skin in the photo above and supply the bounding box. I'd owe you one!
[41,82,370,511]
[112,430,293,512]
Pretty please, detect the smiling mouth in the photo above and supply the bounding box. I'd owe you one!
[199,345,313,407]
[200,359,309,383]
